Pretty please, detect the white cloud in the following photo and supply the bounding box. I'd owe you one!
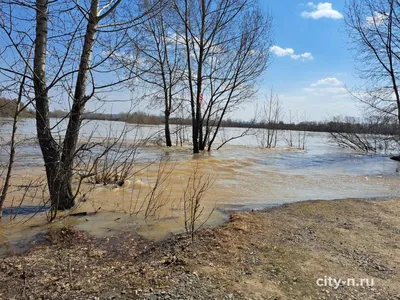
[270,46,295,57]
[306,77,346,96]
[366,12,387,26]
[270,46,314,61]
[291,52,314,60]
[310,77,342,87]
[301,2,343,20]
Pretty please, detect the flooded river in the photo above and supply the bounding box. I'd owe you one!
[1,118,399,254]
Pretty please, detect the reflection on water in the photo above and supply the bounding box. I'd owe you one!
[1,119,400,255]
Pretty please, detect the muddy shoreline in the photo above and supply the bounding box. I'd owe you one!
[1,197,400,299]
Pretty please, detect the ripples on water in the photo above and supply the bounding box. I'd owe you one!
[0,118,399,253]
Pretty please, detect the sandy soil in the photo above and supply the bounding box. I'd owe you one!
[0,198,400,299]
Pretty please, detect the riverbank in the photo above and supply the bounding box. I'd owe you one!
[1,198,399,299]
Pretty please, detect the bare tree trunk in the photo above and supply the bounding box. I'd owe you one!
[163,83,172,147]
[33,0,100,210]
[192,114,199,153]
[4,0,147,214]
[164,111,172,147]
[34,0,70,210]
[182,0,199,153]
[0,119,16,219]
[386,3,400,127]
[129,1,184,148]
[58,0,100,209]
[196,0,206,151]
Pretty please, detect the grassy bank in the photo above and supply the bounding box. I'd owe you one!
[0,198,399,299]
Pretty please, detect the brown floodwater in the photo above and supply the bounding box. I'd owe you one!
[1,120,400,255]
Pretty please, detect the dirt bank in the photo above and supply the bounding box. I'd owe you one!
[1,198,399,299]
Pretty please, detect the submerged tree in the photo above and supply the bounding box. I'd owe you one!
[172,0,273,153]
[130,0,187,147]
[0,0,162,212]
[329,115,398,153]
[256,90,283,148]
[0,58,33,219]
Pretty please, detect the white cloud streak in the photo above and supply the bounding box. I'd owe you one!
[270,46,314,61]
[306,77,347,96]
[310,77,342,87]
[301,2,343,20]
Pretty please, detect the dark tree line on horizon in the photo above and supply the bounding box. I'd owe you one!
[1,96,398,136]
[2,96,398,136]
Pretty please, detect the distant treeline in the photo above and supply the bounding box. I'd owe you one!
[0,98,34,118]
[1,98,397,135]
[247,120,398,135]
[80,112,399,135]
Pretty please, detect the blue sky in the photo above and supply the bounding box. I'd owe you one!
[46,1,363,122]
[250,0,360,122]
[0,1,360,123]
[83,1,360,123]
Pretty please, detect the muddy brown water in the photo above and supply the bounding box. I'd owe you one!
[1,119,399,255]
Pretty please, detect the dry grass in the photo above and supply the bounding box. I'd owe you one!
[0,198,400,299]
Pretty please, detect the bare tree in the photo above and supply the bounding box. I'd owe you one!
[285,110,294,148]
[0,0,162,212]
[295,111,308,150]
[283,110,308,150]
[345,0,400,131]
[123,0,187,147]
[0,76,30,219]
[329,115,397,153]
[256,90,283,148]
[172,0,273,153]
[0,38,34,219]
[181,164,215,241]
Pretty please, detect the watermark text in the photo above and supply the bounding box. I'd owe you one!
[316,276,375,290]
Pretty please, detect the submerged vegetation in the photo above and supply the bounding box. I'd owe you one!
[0,0,399,222]
[0,0,399,236]
[1,0,400,298]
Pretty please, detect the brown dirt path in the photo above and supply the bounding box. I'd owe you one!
[1,198,399,299]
